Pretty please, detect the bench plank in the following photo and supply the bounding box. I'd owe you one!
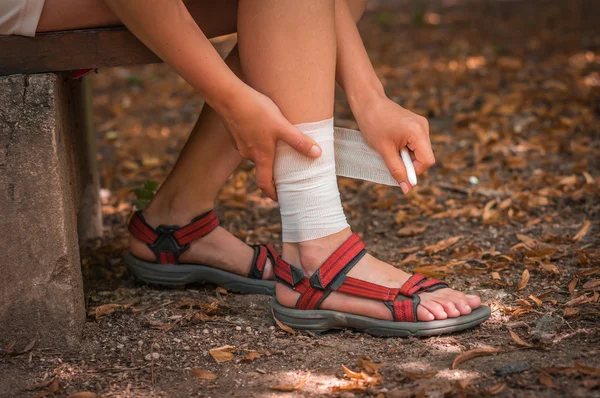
[0,26,160,76]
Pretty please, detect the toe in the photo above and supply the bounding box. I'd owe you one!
[434,298,461,318]
[417,306,435,321]
[465,294,481,309]
[420,299,447,320]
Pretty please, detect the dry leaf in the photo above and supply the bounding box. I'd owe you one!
[271,372,310,392]
[574,361,600,376]
[215,286,228,295]
[405,371,437,379]
[529,295,543,306]
[572,220,590,242]
[243,351,261,362]
[424,235,463,255]
[485,382,506,395]
[209,345,236,363]
[67,393,99,398]
[95,304,120,320]
[358,358,383,375]
[517,269,530,291]
[452,347,500,369]
[583,279,600,289]
[516,234,537,248]
[568,278,578,293]
[191,368,217,380]
[509,330,535,347]
[272,310,296,335]
[397,224,427,237]
[342,365,364,380]
[563,307,580,318]
[539,374,553,388]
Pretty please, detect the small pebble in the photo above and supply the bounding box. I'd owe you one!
[203,329,209,334]
[145,352,160,361]
[235,326,242,331]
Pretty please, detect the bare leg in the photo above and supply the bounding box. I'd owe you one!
[238,0,480,320]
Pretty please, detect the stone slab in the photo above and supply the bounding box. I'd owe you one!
[0,73,85,349]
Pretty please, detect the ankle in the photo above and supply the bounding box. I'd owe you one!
[142,188,213,228]
[281,228,353,275]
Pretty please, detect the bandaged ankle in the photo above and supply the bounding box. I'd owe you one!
[274,118,415,243]
[274,118,349,242]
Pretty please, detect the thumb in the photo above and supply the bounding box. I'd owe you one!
[280,125,322,159]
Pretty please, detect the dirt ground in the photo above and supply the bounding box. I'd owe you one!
[2,0,599,397]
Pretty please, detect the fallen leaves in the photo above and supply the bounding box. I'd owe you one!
[452,347,501,369]
[509,329,535,348]
[209,345,236,363]
[270,372,310,392]
[191,368,217,380]
[272,311,296,335]
[572,220,591,242]
[517,269,530,291]
[94,303,121,320]
[397,223,427,237]
[424,235,463,255]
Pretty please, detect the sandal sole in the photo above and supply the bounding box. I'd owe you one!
[271,298,491,337]
[124,252,275,295]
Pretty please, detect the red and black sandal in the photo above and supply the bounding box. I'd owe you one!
[125,210,278,295]
[271,233,491,336]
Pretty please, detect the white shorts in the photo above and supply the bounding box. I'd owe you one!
[0,0,46,37]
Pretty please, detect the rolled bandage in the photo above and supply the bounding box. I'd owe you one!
[274,118,418,243]
[274,119,349,242]
[334,127,417,187]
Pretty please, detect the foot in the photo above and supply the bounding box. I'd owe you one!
[276,229,481,321]
[129,209,273,280]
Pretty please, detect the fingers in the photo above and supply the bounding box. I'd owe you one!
[279,125,322,159]
[379,144,411,194]
[255,152,278,201]
[406,117,436,176]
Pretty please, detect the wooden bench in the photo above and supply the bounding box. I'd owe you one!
[0,27,230,349]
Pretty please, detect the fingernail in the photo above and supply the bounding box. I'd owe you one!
[465,305,471,311]
[400,182,409,194]
[309,145,321,158]
[466,294,478,299]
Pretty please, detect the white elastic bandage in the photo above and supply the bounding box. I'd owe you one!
[274,119,349,242]
[275,118,417,243]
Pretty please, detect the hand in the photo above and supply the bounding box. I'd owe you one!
[353,95,435,194]
[217,83,322,200]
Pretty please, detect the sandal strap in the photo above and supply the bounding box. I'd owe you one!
[274,234,449,323]
[247,244,279,280]
[128,210,220,264]
[308,233,366,289]
[398,273,449,296]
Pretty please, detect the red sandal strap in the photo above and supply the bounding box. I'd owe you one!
[128,210,220,264]
[274,256,305,288]
[128,211,159,244]
[388,295,420,322]
[399,273,449,296]
[336,277,399,301]
[308,233,366,289]
[173,211,220,245]
[248,244,279,280]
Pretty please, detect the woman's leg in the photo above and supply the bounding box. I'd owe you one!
[238,0,480,320]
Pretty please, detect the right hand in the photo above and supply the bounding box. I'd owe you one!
[217,83,322,201]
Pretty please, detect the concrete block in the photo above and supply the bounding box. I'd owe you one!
[0,73,86,349]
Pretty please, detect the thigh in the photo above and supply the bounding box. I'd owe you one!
[37,0,238,38]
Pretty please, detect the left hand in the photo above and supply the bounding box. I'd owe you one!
[353,95,436,194]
